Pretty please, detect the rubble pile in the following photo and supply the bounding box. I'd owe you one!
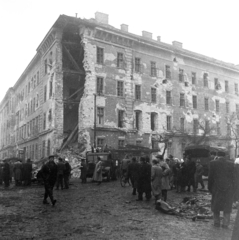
[60,144,86,178]
[157,194,213,221]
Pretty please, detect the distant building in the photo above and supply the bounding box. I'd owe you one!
[1,12,239,160]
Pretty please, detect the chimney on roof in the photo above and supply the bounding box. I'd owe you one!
[121,24,128,32]
[172,41,183,48]
[157,36,161,42]
[142,31,152,39]
[95,12,109,24]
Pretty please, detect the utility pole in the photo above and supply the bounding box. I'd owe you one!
[94,94,96,148]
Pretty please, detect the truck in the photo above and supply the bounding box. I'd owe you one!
[184,145,230,176]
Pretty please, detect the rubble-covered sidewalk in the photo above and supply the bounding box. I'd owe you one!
[0,179,236,240]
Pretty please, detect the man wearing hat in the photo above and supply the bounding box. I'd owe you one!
[41,155,57,206]
[195,159,205,190]
[63,158,71,189]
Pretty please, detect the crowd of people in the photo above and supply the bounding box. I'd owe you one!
[0,159,32,188]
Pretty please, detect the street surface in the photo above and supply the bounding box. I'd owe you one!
[0,179,236,240]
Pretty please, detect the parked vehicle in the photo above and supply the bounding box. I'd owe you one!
[184,145,230,176]
[86,152,115,181]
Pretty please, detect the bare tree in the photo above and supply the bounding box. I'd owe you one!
[226,112,239,157]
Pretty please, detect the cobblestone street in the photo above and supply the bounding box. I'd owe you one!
[0,179,236,240]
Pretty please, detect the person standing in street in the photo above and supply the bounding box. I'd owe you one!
[3,160,10,188]
[93,157,102,185]
[41,155,57,206]
[23,159,32,186]
[151,159,163,203]
[208,156,235,228]
[80,159,87,184]
[56,158,65,190]
[195,159,205,190]
[136,157,151,201]
[127,157,139,195]
[157,155,170,202]
[63,158,71,189]
[13,160,23,186]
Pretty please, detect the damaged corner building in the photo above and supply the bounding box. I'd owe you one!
[1,12,239,160]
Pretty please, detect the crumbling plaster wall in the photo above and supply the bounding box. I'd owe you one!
[77,27,239,157]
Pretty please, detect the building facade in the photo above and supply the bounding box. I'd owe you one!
[1,12,239,161]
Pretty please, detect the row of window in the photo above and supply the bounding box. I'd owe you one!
[96,47,239,94]
[25,139,51,160]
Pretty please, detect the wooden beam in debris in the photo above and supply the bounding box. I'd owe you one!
[60,123,78,151]
[63,44,82,72]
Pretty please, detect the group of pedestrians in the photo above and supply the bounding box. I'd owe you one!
[0,159,32,188]
[126,154,171,203]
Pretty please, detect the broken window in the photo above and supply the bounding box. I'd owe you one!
[118,110,125,128]
[32,118,35,136]
[118,139,125,148]
[165,65,171,79]
[204,98,209,111]
[235,83,238,95]
[117,81,124,97]
[193,95,197,109]
[215,100,220,113]
[42,140,45,158]
[97,77,104,95]
[135,58,141,73]
[36,94,39,108]
[151,88,156,103]
[166,91,172,105]
[49,52,53,70]
[97,47,104,64]
[135,111,142,130]
[225,80,229,93]
[203,73,208,87]
[37,71,40,85]
[33,75,36,89]
[180,117,185,132]
[97,138,104,148]
[167,142,172,156]
[43,112,46,130]
[35,144,38,159]
[166,115,172,131]
[214,78,221,90]
[179,69,184,82]
[44,59,48,75]
[117,52,124,68]
[48,109,52,121]
[97,107,104,125]
[49,80,53,98]
[180,93,185,107]
[193,119,198,134]
[226,102,230,114]
[192,72,196,85]
[151,62,156,77]
[135,85,141,100]
[151,112,158,131]
[44,85,47,102]
[47,139,51,156]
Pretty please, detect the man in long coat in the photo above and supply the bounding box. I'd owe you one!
[208,156,235,228]
[63,159,71,189]
[41,155,57,206]
[151,159,163,203]
[93,157,102,185]
[136,157,151,201]
[13,161,23,186]
[3,160,10,188]
[127,157,140,195]
[23,159,32,186]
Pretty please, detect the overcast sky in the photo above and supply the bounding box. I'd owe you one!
[0,0,238,102]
